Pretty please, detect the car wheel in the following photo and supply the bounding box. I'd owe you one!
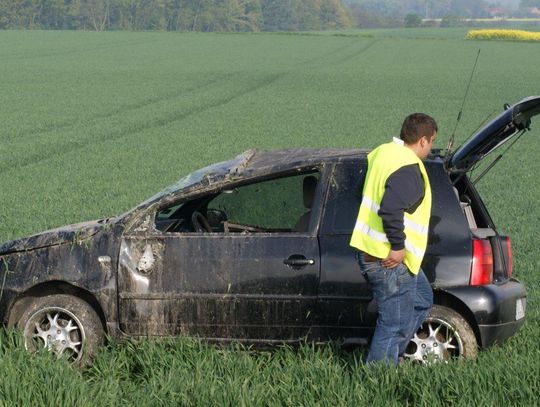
[16,294,104,365]
[404,304,478,363]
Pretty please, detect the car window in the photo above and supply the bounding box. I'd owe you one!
[155,171,320,233]
[211,172,319,231]
[321,162,365,235]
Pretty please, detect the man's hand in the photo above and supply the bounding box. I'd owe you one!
[382,249,405,268]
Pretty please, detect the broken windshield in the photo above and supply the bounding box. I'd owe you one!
[136,150,256,210]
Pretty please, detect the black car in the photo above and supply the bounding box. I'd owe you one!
[1,96,538,365]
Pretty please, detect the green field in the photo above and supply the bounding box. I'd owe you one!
[0,28,539,405]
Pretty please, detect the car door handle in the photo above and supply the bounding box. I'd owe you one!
[283,255,315,269]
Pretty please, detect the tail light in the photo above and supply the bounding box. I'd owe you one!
[470,239,493,286]
[504,236,513,278]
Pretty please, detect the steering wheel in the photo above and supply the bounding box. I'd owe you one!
[191,211,212,233]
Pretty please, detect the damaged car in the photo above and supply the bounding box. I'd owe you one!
[0,96,539,365]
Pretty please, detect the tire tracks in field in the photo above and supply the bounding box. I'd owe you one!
[5,72,238,142]
[3,38,161,61]
[295,38,363,68]
[8,38,377,143]
[3,38,379,173]
[331,40,377,65]
[0,72,286,175]
[275,37,377,72]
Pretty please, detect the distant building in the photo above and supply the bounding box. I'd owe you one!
[486,7,510,18]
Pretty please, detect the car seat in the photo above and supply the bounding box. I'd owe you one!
[293,175,318,232]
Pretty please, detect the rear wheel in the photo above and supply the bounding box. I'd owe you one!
[15,294,104,365]
[404,305,478,363]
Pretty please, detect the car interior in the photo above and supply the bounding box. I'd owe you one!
[154,172,320,234]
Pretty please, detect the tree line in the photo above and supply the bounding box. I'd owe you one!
[2,0,538,31]
[0,0,352,31]
[346,0,540,28]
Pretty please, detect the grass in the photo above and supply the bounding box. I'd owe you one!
[0,29,538,241]
[0,30,538,241]
[0,28,539,405]
[0,330,539,406]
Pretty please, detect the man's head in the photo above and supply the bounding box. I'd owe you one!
[400,113,438,160]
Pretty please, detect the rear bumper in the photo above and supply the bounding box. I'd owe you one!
[478,318,525,348]
[440,278,526,348]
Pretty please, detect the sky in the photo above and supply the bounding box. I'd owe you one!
[495,0,520,8]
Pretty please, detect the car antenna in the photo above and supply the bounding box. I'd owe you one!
[445,49,481,161]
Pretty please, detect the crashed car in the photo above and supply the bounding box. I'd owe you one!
[0,96,538,365]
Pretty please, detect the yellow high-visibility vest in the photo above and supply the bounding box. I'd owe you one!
[350,138,432,274]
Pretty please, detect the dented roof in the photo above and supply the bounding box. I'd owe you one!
[139,148,368,210]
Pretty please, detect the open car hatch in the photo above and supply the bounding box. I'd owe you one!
[447,96,540,173]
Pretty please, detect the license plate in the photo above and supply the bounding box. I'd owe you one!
[516,298,526,320]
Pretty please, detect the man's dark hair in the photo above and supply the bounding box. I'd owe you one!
[400,113,438,144]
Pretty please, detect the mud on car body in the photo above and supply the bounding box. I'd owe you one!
[0,96,538,364]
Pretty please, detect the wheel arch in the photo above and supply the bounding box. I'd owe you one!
[433,289,481,348]
[7,281,108,334]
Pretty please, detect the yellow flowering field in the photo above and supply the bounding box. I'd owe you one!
[466,29,540,41]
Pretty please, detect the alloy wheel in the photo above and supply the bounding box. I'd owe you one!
[23,307,85,363]
[404,317,464,363]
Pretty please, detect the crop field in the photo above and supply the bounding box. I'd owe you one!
[0,28,539,405]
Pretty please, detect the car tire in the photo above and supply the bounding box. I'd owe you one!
[405,304,478,363]
[15,294,104,365]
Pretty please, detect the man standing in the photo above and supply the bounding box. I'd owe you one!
[350,113,437,365]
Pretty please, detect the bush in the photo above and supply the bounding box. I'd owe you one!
[404,13,421,28]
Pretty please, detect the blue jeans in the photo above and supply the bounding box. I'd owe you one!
[356,252,433,365]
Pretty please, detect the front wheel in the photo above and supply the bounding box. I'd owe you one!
[15,294,104,365]
[404,304,478,363]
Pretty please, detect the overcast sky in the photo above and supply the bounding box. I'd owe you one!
[494,0,521,8]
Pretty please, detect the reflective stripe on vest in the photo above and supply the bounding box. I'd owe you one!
[360,196,429,236]
[349,140,432,274]
[352,220,426,259]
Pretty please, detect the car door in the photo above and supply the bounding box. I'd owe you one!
[118,170,327,341]
[316,160,376,342]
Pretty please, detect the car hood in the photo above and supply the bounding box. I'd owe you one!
[0,218,112,255]
[447,96,540,172]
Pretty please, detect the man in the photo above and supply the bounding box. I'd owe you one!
[349,113,437,365]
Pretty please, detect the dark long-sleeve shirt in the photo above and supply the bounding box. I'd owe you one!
[378,164,425,250]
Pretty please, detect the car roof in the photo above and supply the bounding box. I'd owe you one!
[234,147,443,176]
[243,148,368,173]
[136,148,367,210]
[137,147,442,211]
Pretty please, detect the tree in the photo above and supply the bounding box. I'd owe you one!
[0,0,39,28]
[320,0,352,29]
[81,0,110,30]
[345,0,490,26]
[211,0,262,31]
[0,0,351,30]
[404,12,421,26]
